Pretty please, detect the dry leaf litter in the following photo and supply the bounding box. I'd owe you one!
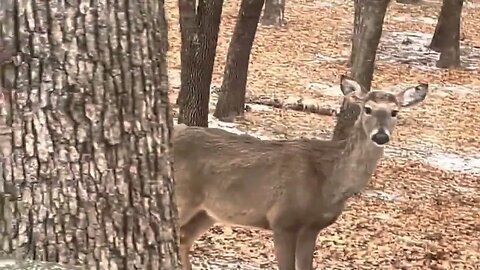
[166,0,480,269]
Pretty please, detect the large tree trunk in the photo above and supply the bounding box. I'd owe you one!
[334,0,389,141]
[261,0,286,26]
[429,0,464,68]
[0,1,180,269]
[177,0,224,127]
[214,0,265,121]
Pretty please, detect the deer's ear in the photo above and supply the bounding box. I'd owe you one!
[340,75,367,102]
[396,83,428,107]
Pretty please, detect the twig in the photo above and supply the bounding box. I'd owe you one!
[245,96,337,116]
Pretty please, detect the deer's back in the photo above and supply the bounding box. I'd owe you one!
[173,127,346,227]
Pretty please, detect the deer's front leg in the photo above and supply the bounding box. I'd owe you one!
[272,228,297,270]
[295,226,320,270]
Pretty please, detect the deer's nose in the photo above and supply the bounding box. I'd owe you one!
[371,131,390,145]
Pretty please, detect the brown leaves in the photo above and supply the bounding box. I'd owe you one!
[166,0,480,268]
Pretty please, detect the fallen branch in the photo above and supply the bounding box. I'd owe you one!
[245,96,338,116]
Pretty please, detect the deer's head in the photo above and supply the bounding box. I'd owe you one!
[339,75,428,147]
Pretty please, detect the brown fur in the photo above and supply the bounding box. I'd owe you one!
[173,76,428,270]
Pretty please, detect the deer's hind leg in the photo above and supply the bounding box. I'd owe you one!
[179,211,215,270]
[272,227,298,270]
[295,226,320,270]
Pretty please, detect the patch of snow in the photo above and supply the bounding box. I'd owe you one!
[373,213,392,220]
[314,31,480,70]
[246,104,274,112]
[362,190,403,201]
[173,116,272,140]
[391,15,437,25]
[426,151,480,175]
[0,259,16,267]
[306,82,342,97]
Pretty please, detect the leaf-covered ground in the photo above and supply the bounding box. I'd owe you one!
[166,0,480,269]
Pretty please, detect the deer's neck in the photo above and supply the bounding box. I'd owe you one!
[324,123,384,204]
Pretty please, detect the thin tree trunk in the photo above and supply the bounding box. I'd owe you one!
[350,0,389,92]
[349,0,363,67]
[214,0,265,121]
[261,0,286,26]
[429,0,463,68]
[0,1,180,269]
[177,0,224,127]
[177,0,197,106]
[334,0,389,140]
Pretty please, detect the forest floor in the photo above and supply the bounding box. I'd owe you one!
[165,0,480,269]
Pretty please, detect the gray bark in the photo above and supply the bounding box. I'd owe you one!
[349,0,362,67]
[261,0,286,26]
[214,0,266,121]
[177,0,224,127]
[0,0,179,269]
[430,0,464,68]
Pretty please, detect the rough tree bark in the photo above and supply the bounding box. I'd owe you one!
[177,0,224,127]
[214,0,266,121]
[349,0,363,67]
[0,0,180,269]
[261,0,286,26]
[349,0,390,92]
[334,0,390,140]
[429,0,464,68]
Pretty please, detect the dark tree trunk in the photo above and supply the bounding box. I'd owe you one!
[429,0,464,68]
[177,0,197,107]
[177,0,224,127]
[334,0,389,141]
[214,0,266,121]
[0,0,180,269]
[349,0,363,67]
[350,0,390,92]
[261,0,286,26]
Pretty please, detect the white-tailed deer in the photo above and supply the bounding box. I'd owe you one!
[173,75,428,270]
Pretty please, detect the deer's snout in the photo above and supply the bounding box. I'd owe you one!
[371,129,390,145]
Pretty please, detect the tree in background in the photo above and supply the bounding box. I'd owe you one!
[429,0,464,68]
[177,0,224,127]
[261,0,287,26]
[0,0,179,268]
[214,0,266,121]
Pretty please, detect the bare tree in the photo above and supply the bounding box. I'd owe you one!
[349,0,390,92]
[348,0,363,67]
[214,0,266,121]
[261,0,286,26]
[429,0,464,68]
[177,0,224,127]
[0,0,179,269]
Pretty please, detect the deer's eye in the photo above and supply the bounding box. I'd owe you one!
[364,107,372,115]
[391,110,399,117]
